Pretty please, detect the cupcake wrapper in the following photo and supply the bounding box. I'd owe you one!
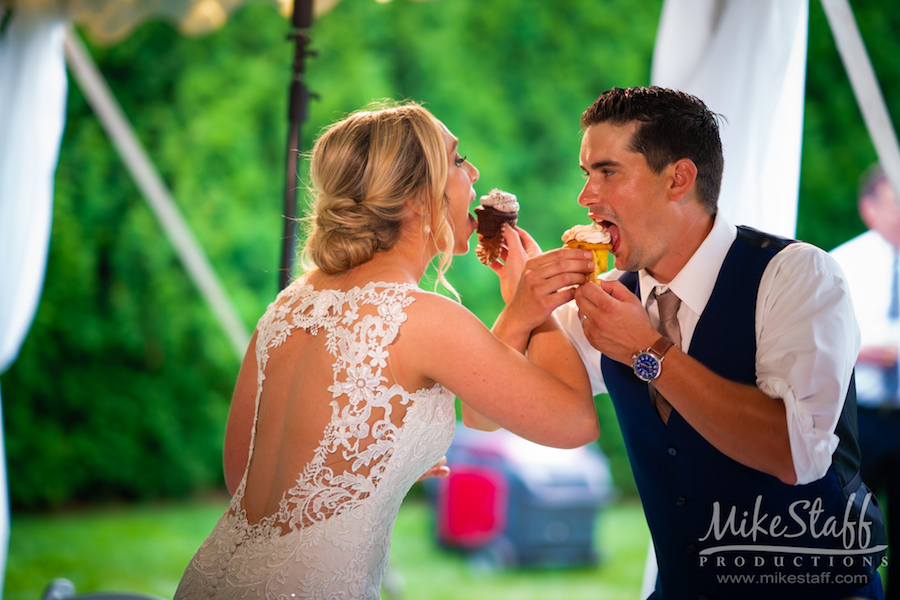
[476,235,505,265]
[563,241,612,282]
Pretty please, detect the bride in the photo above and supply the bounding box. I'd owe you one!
[174,101,599,598]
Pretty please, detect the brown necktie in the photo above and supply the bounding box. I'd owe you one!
[650,288,682,423]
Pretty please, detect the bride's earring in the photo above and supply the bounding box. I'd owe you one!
[424,225,431,234]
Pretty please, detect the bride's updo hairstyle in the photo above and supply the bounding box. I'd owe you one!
[303,101,454,279]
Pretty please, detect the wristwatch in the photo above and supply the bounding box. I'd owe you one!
[632,336,675,382]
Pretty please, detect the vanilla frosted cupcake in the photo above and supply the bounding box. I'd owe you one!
[474,189,519,265]
[561,223,613,282]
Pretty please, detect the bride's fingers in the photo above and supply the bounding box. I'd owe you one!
[417,456,450,481]
[529,253,594,282]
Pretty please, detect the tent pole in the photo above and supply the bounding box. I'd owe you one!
[820,0,900,201]
[280,0,316,290]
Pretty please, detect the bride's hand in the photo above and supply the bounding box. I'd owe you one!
[417,456,450,481]
[490,225,542,303]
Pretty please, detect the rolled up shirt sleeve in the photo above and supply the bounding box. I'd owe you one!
[755,243,860,485]
[555,301,607,396]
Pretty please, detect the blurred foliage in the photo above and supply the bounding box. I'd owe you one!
[1,0,898,510]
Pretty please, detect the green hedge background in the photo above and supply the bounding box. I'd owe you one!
[1,0,897,510]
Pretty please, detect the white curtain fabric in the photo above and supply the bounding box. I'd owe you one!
[651,0,809,238]
[0,6,69,591]
[641,1,810,596]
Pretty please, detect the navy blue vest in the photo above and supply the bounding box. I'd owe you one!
[602,226,886,600]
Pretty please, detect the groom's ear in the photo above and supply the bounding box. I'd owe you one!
[666,158,698,202]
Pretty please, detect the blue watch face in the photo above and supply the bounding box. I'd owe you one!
[633,352,661,381]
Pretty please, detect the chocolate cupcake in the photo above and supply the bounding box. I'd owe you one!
[474,189,519,265]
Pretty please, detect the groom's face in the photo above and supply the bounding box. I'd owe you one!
[578,121,672,274]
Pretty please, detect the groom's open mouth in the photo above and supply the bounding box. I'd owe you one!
[590,216,620,253]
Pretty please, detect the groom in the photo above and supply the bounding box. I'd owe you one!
[503,86,886,599]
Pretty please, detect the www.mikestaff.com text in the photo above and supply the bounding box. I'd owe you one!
[716,572,870,585]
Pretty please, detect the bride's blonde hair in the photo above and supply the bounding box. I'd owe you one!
[301,101,456,289]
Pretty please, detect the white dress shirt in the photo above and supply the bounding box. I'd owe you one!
[830,230,900,407]
[557,214,860,485]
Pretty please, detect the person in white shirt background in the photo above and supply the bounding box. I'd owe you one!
[831,165,900,600]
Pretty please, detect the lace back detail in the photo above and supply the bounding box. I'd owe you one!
[174,279,456,598]
[233,280,421,534]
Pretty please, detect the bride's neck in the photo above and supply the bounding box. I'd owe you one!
[306,245,432,290]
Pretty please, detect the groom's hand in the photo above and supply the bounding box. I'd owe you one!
[575,279,658,364]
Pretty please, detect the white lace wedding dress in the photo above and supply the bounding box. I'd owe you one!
[175,279,456,599]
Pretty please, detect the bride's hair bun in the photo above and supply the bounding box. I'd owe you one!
[302,101,452,275]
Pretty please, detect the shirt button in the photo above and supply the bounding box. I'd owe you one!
[685,543,697,554]
[668,446,678,456]
[676,495,686,507]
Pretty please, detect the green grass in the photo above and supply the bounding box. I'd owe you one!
[5,498,227,599]
[5,496,649,600]
[387,500,649,600]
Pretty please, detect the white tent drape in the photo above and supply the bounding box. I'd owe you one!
[651,0,809,238]
[641,1,810,595]
[0,6,69,593]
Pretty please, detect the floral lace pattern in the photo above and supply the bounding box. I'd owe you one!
[175,280,456,599]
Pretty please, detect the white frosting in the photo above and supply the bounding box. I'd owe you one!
[561,223,611,245]
[480,189,519,213]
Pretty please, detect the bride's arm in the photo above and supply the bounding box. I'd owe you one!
[405,294,597,449]
[461,226,597,433]
[223,331,258,495]
[461,313,583,432]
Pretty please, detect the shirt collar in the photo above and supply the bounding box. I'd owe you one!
[638,212,737,316]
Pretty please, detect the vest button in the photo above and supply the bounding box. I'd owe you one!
[676,495,686,507]
[685,543,697,554]
[668,446,678,456]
